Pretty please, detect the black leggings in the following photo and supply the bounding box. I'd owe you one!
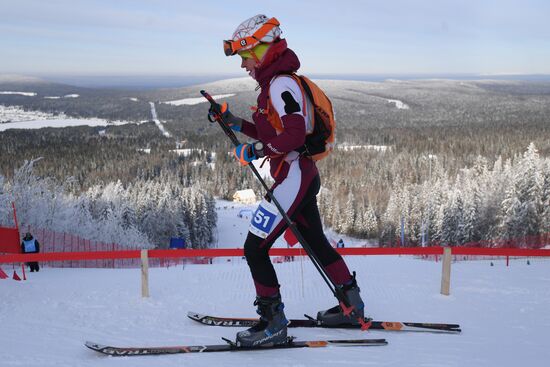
[244,175,345,296]
[27,262,40,272]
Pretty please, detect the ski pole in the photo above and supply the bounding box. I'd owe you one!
[201,90,369,330]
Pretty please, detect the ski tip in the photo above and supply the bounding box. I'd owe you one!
[374,339,388,346]
[85,341,106,351]
[187,311,205,320]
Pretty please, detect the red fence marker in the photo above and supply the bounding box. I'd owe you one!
[2,247,550,264]
[12,270,21,281]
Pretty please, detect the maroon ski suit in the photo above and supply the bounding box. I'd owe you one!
[238,39,352,297]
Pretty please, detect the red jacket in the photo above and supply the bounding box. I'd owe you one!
[240,39,317,183]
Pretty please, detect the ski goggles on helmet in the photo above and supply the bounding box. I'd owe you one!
[238,44,270,60]
[223,17,280,56]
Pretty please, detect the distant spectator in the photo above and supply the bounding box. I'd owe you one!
[21,232,40,272]
[337,238,345,248]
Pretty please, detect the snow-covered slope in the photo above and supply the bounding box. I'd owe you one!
[0,117,141,131]
[0,105,142,130]
[1,202,549,366]
[2,258,549,366]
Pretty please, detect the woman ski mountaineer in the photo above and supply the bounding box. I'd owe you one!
[211,15,365,347]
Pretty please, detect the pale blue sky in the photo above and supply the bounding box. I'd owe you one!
[1,0,550,77]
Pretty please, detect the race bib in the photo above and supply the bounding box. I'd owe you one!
[249,199,279,238]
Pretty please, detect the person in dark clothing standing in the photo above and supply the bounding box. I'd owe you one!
[21,232,40,272]
[211,15,365,347]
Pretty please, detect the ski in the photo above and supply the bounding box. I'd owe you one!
[85,337,387,356]
[188,311,461,333]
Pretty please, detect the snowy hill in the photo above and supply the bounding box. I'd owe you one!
[1,202,550,366]
[0,74,86,95]
[0,74,47,84]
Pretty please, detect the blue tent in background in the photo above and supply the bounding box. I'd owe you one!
[170,237,186,249]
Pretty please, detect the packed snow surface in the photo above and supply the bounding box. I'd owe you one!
[0,105,140,130]
[2,258,549,366]
[1,105,65,123]
[42,94,80,99]
[1,202,549,366]
[0,118,139,131]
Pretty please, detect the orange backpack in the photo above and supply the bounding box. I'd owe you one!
[267,73,335,161]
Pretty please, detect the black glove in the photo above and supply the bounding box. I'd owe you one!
[208,102,243,132]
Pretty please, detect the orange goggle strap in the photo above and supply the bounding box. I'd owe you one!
[239,48,261,63]
[224,17,280,56]
[249,48,260,63]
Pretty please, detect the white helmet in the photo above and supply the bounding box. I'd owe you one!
[223,15,281,56]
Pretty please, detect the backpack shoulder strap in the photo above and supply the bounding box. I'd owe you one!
[267,73,307,118]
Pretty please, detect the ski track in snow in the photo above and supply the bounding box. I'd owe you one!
[149,101,171,137]
[1,201,550,366]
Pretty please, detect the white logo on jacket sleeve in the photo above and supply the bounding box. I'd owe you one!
[266,143,283,155]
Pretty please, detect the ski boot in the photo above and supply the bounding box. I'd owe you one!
[317,272,366,326]
[236,294,289,347]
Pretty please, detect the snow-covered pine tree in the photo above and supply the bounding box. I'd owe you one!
[516,143,543,237]
[0,174,10,227]
[541,161,550,237]
[192,188,210,248]
[462,178,482,244]
[73,195,95,240]
[342,189,356,235]
[498,143,543,245]
[363,203,378,239]
[381,180,405,246]
[331,199,343,233]
[317,186,333,227]
[440,188,465,246]
[408,186,423,244]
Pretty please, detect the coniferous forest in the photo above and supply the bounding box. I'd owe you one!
[1,78,549,248]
